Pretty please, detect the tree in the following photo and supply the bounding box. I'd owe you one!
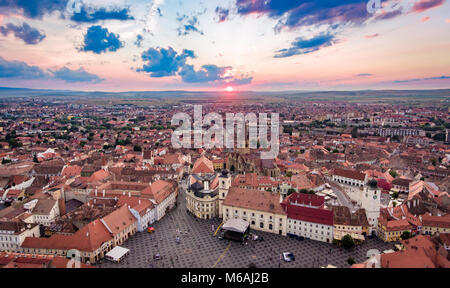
[342,234,355,249]
[286,171,293,178]
[133,145,142,152]
[400,231,411,240]
[347,257,356,265]
[299,189,315,194]
[389,170,398,178]
[33,154,39,163]
[287,188,296,196]
[432,133,445,142]
[391,191,399,199]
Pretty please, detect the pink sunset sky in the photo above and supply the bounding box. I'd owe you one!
[0,0,449,92]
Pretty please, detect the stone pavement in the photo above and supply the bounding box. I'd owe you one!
[99,190,395,268]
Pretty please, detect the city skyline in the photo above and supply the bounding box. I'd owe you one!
[0,0,449,92]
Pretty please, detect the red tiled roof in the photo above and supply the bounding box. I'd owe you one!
[117,196,153,216]
[332,168,366,181]
[141,180,175,204]
[101,205,136,236]
[22,219,112,252]
[281,193,333,226]
[223,187,286,215]
[421,214,450,229]
[192,156,214,174]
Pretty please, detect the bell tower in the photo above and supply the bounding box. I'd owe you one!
[361,180,381,234]
[218,169,231,218]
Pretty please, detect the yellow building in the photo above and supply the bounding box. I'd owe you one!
[377,219,412,242]
[421,214,450,235]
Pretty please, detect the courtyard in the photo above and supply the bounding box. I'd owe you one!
[99,190,395,268]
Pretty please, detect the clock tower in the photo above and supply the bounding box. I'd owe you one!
[360,180,381,235]
[218,169,231,218]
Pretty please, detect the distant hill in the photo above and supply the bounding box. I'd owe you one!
[0,87,449,104]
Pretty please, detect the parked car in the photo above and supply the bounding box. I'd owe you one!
[252,234,264,241]
[153,253,162,261]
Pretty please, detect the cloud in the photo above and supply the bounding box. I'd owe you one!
[226,75,253,86]
[364,33,379,38]
[411,0,445,13]
[0,56,103,83]
[81,25,124,54]
[236,0,371,31]
[421,16,430,22]
[274,33,335,58]
[215,7,229,23]
[135,34,143,47]
[51,66,103,83]
[356,73,373,77]
[0,22,45,44]
[373,8,403,21]
[179,64,232,83]
[137,47,252,85]
[393,75,450,83]
[0,0,68,19]
[176,14,204,36]
[70,5,134,23]
[0,56,49,79]
[137,47,195,77]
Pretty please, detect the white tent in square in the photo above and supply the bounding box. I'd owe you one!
[105,246,130,262]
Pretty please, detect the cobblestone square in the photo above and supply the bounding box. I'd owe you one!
[99,191,395,268]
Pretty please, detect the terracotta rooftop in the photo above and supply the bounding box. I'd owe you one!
[332,168,366,181]
[223,187,286,215]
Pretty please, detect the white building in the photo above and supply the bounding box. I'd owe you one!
[0,222,40,252]
[222,187,287,236]
[142,180,178,221]
[30,199,60,226]
[281,193,334,243]
[332,168,368,187]
[117,196,157,232]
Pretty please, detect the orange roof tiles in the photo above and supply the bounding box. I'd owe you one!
[223,187,286,215]
[101,205,136,236]
[192,155,214,174]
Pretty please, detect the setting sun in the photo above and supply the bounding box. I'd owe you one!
[226,86,234,92]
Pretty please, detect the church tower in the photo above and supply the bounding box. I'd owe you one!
[360,180,381,235]
[218,169,231,218]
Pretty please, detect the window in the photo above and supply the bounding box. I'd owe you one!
[260,223,264,229]
[269,224,273,230]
